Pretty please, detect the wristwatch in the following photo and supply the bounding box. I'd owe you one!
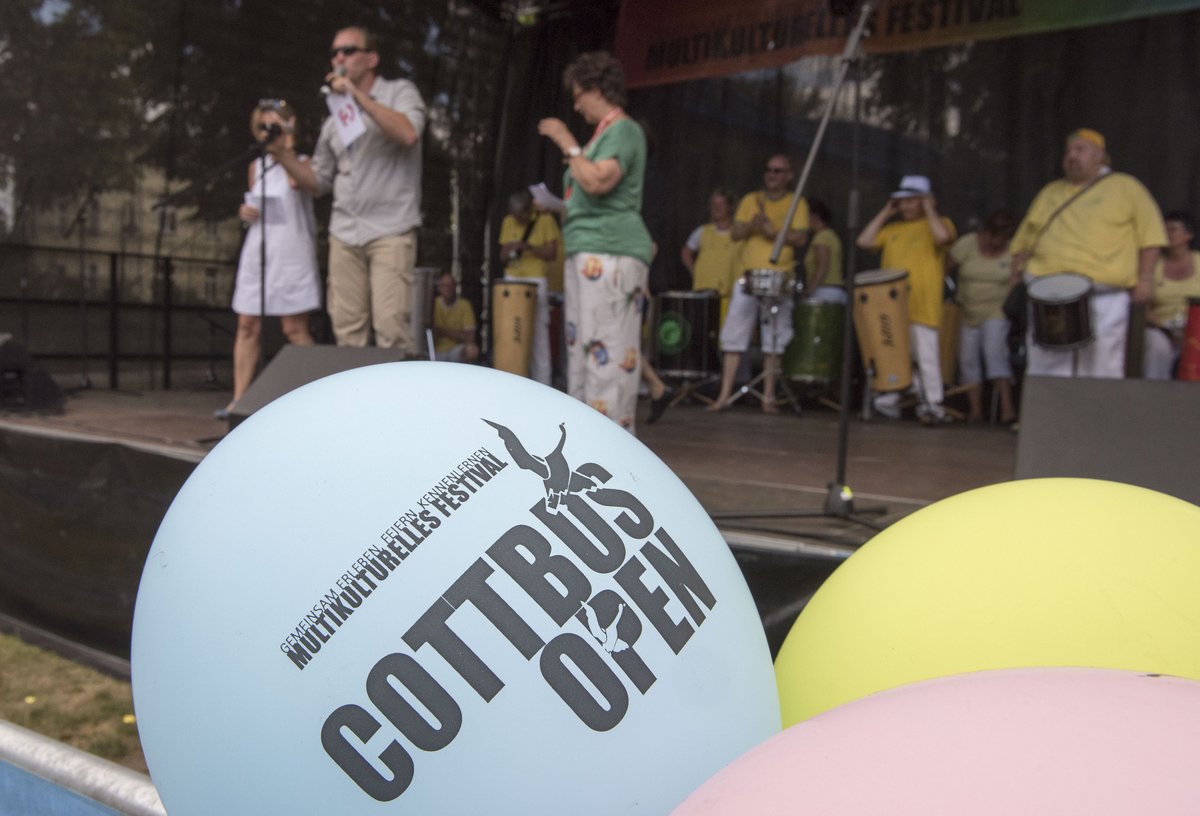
[566,145,581,158]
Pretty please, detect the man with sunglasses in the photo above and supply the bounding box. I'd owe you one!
[270,26,426,354]
[708,154,809,413]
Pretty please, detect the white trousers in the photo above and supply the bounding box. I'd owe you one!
[874,323,943,414]
[1143,327,1176,380]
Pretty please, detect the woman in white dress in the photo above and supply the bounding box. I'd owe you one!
[221,99,321,417]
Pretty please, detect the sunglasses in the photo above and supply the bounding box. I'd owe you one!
[330,45,365,58]
[257,98,288,111]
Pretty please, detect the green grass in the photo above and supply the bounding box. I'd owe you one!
[0,633,146,773]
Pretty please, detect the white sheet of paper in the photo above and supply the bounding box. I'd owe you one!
[529,182,564,213]
[324,92,366,147]
[244,192,287,225]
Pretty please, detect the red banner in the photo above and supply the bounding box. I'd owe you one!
[615,0,1200,88]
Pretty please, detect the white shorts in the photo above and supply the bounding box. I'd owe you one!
[958,317,1013,384]
[719,284,794,354]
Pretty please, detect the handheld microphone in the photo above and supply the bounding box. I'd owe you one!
[320,65,347,96]
[258,123,283,140]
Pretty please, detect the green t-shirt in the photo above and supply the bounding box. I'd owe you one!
[562,118,653,265]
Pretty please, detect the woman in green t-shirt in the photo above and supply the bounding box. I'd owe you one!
[537,51,653,432]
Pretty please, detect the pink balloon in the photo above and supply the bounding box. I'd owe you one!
[673,667,1200,814]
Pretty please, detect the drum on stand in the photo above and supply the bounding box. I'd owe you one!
[1177,297,1200,381]
[784,301,844,385]
[492,280,537,376]
[853,269,912,392]
[653,290,719,378]
[1027,273,1093,350]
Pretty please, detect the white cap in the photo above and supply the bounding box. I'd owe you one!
[891,174,932,199]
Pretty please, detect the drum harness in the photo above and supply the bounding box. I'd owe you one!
[1023,171,1116,280]
[1007,171,1115,319]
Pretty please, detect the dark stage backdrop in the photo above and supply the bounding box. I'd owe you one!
[603,10,1200,293]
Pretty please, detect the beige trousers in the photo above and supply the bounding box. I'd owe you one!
[328,232,418,353]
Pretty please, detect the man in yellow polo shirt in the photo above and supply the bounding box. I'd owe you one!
[708,155,809,413]
[1012,128,1165,378]
[499,189,560,384]
[857,174,956,423]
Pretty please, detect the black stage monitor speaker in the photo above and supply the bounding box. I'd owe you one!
[228,345,406,429]
[1015,376,1200,506]
[0,334,64,413]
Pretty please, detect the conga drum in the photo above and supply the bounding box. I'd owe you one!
[492,280,537,376]
[1027,273,1093,350]
[653,290,719,378]
[1177,297,1200,381]
[853,269,912,392]
[784,301,844,385]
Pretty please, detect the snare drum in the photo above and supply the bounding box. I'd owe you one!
[1027,273,1093,350]
[742,268,792,299]
[1178,297,1200,381]
[492,280,537,376]
[653,290,720,378]
[853,269,912,392]
[783,301,843,385]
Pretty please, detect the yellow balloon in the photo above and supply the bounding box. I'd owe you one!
[776,478,1200,727]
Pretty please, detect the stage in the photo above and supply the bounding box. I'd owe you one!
[0,379,1018,665]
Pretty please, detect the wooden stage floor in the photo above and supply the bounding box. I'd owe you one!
[2,382,1018,545]
[0,380,1019,657]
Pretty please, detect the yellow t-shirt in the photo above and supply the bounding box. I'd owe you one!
[733,192,809,272]
[433,296,476,353]
[803,227,843,290]
[691,224,739,296]
[1012,172,1166,288]
[1149,252,1200,327]
[499,213,560,280]
[871,217,957,328]
[950,232,1013,327]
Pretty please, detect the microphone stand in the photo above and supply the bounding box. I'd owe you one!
[712,2,888,538]
[257,141,270,383]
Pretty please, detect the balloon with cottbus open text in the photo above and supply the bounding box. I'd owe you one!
[131,362,779,815]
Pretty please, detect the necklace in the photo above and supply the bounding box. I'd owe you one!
[588,107,623,145]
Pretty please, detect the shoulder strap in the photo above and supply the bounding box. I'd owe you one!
[1029,171,1115,255]
[521,213,538,244]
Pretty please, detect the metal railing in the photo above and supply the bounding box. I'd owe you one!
[0,242,239,390]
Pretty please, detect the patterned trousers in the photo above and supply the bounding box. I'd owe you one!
[564,252,649,433]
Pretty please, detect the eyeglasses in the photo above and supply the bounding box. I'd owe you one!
[764,166,788,174]
[330,45,365,58]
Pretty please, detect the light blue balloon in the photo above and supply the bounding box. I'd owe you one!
[132,363,779,814]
